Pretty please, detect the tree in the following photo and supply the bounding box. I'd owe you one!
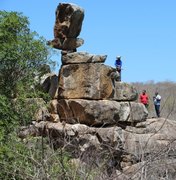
[0,11,57,179]
[0,11,55,98]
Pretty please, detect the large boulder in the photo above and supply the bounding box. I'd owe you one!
[48,3,84,50]
[58,63,138,101]
[58,63,115,100]
[113,82,138,101]
[56,99,148,125]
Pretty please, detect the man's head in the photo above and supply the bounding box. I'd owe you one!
[116,56,121,60]
[142,90,146,94]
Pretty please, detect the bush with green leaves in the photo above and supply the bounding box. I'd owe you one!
[0,11,56,98]
[0,11,59,179]
[0,134,76,180]
[0,95,19,142]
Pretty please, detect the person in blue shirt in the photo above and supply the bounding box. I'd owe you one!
[115,56,122,81]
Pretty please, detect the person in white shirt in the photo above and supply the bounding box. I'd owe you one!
[153,92,161,117]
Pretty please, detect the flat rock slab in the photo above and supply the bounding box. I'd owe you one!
[61,52,107,65]
[56,99,148,126]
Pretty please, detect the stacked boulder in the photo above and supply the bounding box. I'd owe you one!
[46,3,148,126]
[49,52,148,126]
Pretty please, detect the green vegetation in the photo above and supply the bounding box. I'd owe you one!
[0,11,60,179]
[0,11,55,98]
[0,10,89,180]
[0,136,73,179]
[0,11,86,180]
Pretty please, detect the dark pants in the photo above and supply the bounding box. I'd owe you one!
[116,68,121,81]
[155,105,160,117]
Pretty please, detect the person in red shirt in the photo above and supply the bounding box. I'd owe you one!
[140,90,149,108]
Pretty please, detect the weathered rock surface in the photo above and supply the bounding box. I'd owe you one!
[61,52,107,64]
[40,73,58,99]
[124,118,176,155]
[20,118,176,179]
[48,37,84,50]
[48,3,84,50]
[34,106,50,122]
[58,63,138,101]
[113,82,138,101]
[55,99,148,125]
[58,63,115,99]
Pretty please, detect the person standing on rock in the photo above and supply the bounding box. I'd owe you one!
[115,56,122,81]
[140,90,149,108]
[153,92,161,117]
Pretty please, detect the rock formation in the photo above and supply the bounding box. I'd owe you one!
[47,3,84,51]
[19,3,176,179]
[47,50,148,126]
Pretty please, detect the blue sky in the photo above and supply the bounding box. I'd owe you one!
[1,0,176,83]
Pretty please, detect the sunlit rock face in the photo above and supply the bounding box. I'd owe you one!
[61,52,107,65]
[48,3,84,50]
[58,52,138,101]
[56,99,148,126]
[58,63,115,100]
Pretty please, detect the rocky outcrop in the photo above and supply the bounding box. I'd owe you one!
[51,51,145,126]
[34,118,176,158]
[18,3,176,179]
[22,118,176,179]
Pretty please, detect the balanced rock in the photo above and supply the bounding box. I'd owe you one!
[19,2,176,179]
[48,3,84,50]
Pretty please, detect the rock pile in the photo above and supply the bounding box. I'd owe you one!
[49,52,148,126]
[45,3,148,126]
